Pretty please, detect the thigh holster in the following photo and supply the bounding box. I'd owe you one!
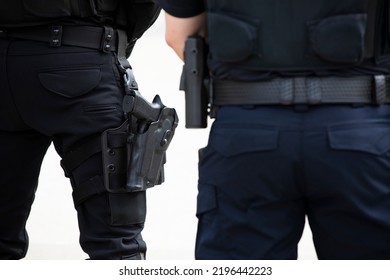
[101,103,177,193]
[60,69,178,211]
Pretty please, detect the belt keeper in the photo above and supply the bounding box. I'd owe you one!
[50,25,62,47]
[306,78,322,104]
[0,29,7,38]
[279,79,294,105]
[373,75,387,105]
[102,26,114,53]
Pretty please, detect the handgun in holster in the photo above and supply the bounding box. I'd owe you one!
[101,68,178,193]
[180,36,211,128]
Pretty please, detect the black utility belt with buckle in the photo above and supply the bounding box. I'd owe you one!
[213,75,390,106]
[0,25,118,53]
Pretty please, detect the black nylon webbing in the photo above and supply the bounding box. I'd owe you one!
[213,75,390,106]
[60,137,102,177]
[1,25,117,52]
[72,175,106,207]
[117,29,131,69]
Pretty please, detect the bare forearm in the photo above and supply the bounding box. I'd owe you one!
[164,12,206,60]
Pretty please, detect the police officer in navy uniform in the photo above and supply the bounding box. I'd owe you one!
[156,0,390,259]
[0,0,160,259]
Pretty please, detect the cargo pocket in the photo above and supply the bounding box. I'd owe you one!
[208,12,259,62]
[196,184,218,218]
[209,126,278,157]
[328,123,390,156]
[38,66,101,98]
[307,14,367,64]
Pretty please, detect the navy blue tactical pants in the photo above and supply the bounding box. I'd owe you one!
[196,104,390,259]
[0,39,146,259]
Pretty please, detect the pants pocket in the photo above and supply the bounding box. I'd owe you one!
[209,125,279,157]
[196,184,218,218]
[38,66,101,98]
[328,122,390,155]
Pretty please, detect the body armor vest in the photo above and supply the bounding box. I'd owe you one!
[0,0,119,27]
[0,0,160,54]
[207,0,390,71]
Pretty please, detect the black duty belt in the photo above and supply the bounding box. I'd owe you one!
[0,25,118,53]
[213,75,390,106]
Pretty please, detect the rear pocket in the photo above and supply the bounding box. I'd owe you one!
[328,123,390,155]
[209,126,278,157]
[38,66,101,98]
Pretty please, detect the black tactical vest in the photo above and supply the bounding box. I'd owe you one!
[0,0,160,54]
[207,0,390,71]
[0,0,119,26]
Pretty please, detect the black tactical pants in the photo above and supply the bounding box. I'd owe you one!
[0,38,146,259]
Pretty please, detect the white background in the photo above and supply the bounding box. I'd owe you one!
[24,13,317,260]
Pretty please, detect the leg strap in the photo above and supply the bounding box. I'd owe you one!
[60,136,107,208]
[60,136,102,177]
[72,175,106,207]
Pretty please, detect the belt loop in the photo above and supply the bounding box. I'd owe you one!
[373,75,387,105]
[306,77,322,104]
[50,25,62,47]
[293,77,306,103]
[102,26,114,53]
[279,78,293,105]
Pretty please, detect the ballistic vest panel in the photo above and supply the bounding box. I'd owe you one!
[207,0,389,71]
[0,0,119,27]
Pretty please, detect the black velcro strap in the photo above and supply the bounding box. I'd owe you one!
[60,137,102,177]
[117,29,131,69]
[72,175,106,208]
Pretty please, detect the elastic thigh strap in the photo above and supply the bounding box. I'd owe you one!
[60,136,106,207]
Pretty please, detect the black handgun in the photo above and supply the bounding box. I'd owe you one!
[180,36,209,128]
[122,68,168,133]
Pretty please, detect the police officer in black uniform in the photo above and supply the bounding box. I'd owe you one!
[0,0,160,259]
[156,0,390,259]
